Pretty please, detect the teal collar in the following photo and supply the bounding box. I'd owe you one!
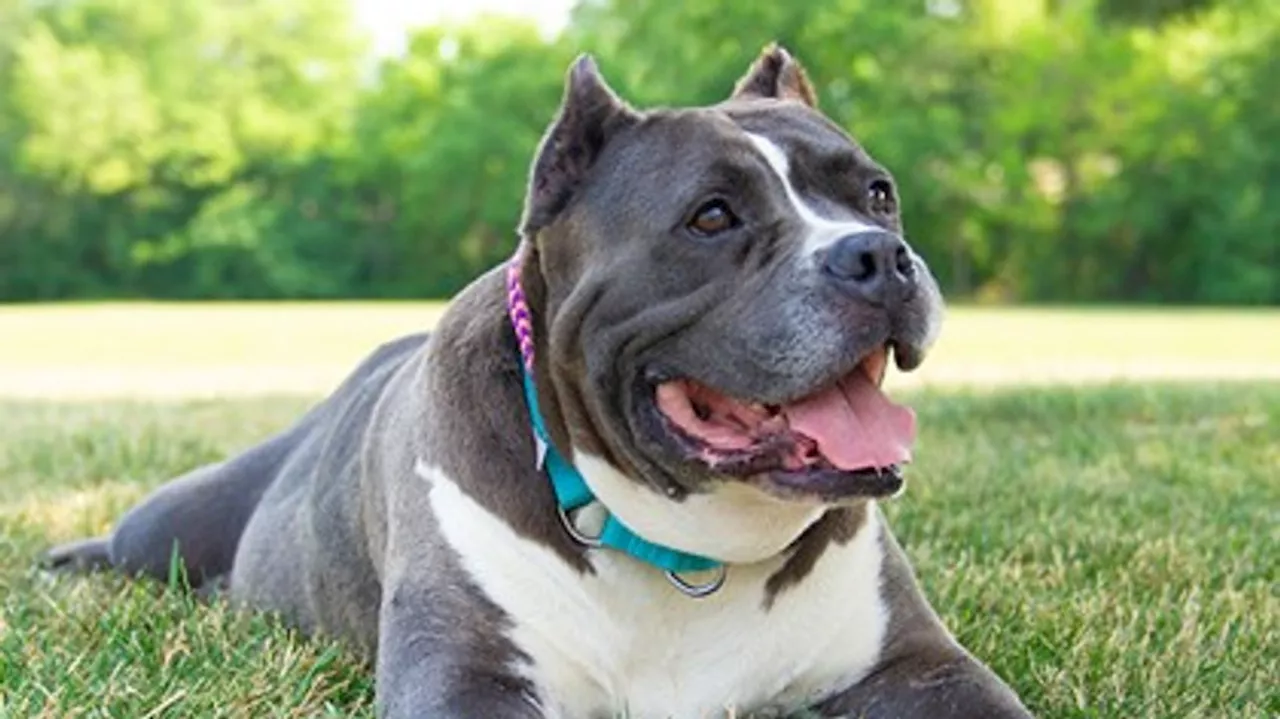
[517,368,720,575]
[505,254,724,593]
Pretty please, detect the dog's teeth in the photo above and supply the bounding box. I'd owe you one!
[760,415,787,433]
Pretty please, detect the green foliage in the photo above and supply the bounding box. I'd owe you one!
[0,0,1276,303]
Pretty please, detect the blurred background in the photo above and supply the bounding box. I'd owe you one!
[2,0,1276,305]
[0,0,1277,398]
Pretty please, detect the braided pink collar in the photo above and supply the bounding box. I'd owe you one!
[505,252,536,373]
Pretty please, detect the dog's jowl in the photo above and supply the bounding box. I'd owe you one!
[44,45,1033,719]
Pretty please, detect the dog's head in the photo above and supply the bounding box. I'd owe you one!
[517,46,944,561]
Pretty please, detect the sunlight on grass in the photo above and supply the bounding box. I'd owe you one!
[1,384,1276,717]
[1,302,1278,399]
[9,484,142,541]
[1,302,1278,716]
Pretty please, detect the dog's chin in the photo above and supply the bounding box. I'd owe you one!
[636,344,923,503]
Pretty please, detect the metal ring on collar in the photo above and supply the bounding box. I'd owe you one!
[556,505,604,549]
[664,566,727,599]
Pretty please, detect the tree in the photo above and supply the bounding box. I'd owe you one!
[3,0,365,298]
[0,0,1275,303]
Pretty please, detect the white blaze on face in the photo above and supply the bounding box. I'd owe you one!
[746,131,944,352]
[745,132,878,257]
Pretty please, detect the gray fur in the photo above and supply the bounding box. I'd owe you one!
[42,45,1032,718]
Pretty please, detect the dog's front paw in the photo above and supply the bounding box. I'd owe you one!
[813,658,1034,719]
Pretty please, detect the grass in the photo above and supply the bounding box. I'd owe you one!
[1,304,1278,717]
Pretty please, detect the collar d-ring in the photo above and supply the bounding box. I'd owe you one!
[559,504,728,598]
[557,505,605,549]
[665,566,727,598]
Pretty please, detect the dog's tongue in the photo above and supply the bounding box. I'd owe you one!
[783,371,916,470]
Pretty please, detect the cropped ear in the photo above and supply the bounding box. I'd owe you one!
[520,54,640,237]
[730,43,818,108]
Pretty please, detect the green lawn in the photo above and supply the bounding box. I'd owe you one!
[1,304,1278,717]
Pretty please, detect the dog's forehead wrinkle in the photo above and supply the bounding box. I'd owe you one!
[744,133,877,242]
[727,105,870,166]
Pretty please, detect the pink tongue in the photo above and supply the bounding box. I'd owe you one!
[783,371,916,470]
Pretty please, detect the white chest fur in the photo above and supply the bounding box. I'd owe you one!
[420,462,889,719]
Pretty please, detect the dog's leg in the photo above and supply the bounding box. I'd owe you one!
[374,577,544,719]
[808,525,1034,719]
[41,334,430,592]
[42,537,112,573]
[41,419,311,589]
[373,466,547,719]
[809,651,1033,719]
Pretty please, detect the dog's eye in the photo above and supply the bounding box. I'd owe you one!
[867,179,895,215]
[687,200,740,237]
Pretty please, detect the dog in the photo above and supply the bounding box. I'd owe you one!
[44,45,1034,718]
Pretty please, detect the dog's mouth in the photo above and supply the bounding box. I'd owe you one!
[649,345,917,500]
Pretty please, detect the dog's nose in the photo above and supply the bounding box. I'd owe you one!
[822,230,916,305]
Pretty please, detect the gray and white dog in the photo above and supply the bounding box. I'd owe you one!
[45,45,1034,719]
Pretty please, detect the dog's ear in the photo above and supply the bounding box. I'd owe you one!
[521,55,640,237]
[730,43,818,108]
